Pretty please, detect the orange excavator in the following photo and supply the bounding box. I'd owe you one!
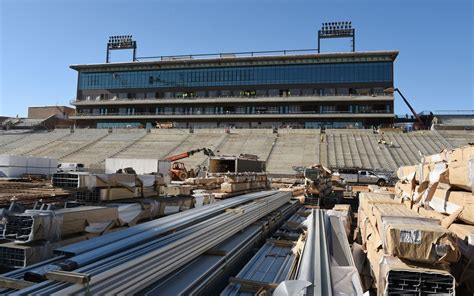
[165,148,215,181]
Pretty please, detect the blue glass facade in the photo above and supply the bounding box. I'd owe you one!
[78,61,393,90]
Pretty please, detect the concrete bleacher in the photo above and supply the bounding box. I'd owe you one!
[436,130,474,148]
[266,130,320,174]
[113,130,190,161]
[1,130,71,156]
[60,130,147,169]
[218,130,276,162]
[0,128,473,175]
[30,129,109,159]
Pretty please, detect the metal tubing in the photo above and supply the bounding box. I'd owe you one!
[23,191,277,281]
[16,191,290,295]
[52,192,290,295]
[296,210,333,296]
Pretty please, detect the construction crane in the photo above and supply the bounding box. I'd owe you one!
[384,87,427,129]
[164,148,215,181]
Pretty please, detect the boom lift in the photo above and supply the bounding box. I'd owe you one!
[384,87,427,129]
[164,148,215,181]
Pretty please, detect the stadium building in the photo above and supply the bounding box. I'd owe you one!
[70,36,398,129]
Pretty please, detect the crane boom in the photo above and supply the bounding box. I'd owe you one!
[393,88,425,129]
[164,148,215,162]
[385,87,426,129]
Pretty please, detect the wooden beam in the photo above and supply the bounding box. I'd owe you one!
[0,276,35,290]
[229,277,278,293]
[46,271,91,285]
[266,239,294,247]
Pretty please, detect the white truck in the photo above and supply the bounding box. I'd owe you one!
[335,168,390,186]
[57,163,85,172]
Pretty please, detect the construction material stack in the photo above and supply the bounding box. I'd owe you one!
[183,176,224,190]
[213,173,269,198]
[6,191,291,295]
[0,204,119,268]
[52,172,164,202]
[394,144,474,293]
[358,192,458,295]
[303,164,332,205]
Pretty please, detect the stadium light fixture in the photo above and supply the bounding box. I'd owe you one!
[317,21,355,53]
[106,35,137,63]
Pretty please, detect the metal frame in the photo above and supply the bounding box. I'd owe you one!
[318,22,355,53]
[106,35,137,63]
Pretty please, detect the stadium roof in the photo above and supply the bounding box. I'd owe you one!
[70,50,399,72]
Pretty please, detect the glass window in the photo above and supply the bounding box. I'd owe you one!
[79,61,393,90]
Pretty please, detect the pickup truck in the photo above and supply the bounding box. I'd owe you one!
[57,163,85,172]
[335,168,389,186]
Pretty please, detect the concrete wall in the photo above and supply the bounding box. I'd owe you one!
[28,106,75,119]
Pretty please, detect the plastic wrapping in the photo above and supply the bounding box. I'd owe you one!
[331,266,365,296]
[273,280,311,296]
[2,211,63,244]
[327,209,351,237]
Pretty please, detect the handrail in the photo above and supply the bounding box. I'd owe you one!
[136,48,319,62]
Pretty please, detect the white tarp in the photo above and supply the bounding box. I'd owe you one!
[0,155,58,178]
[105,158,171,176]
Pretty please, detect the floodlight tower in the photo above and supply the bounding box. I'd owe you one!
[106,35,137,63]
[317,21,355,53]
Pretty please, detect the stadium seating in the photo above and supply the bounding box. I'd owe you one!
[0,128,472,174]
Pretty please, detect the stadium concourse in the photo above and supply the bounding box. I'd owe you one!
[1,127,472,175]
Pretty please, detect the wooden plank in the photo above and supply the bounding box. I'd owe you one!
[229,277,278,293]
[46,271,91,285]
[0,276,35,290]
[266,239,294,247]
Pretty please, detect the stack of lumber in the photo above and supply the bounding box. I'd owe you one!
[304,164,332,205]
[395,144,474,293]
[160,184,193,196]
[278,185,305,198]
[270,177,303,189]
[183,177,224,190]
[357,192,458,294]
[271,177,305,198]
[213,173,269,198]
[0,180,71,207]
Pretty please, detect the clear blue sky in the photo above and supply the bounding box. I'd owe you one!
[0,0,473,117]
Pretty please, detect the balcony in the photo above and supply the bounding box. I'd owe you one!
[70,110,394,121]
[71,94,394,106]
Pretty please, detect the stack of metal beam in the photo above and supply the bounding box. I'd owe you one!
[223,209,363,295]
[140,201,300,295]
[273,209,364,296]
[221,210,304,295]
[0,206,118,268]
[52,172,162,201]
[5,190,290,294]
